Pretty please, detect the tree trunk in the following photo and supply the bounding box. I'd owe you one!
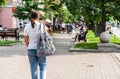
[101,0,106,33]
[52,17,56,31]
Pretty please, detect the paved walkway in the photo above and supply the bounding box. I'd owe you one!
[0,33,120,79]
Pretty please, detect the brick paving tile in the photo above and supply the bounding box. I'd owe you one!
[0,33,120,79]
[47,53,120,79]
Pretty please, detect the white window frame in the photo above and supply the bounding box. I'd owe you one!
[12,0,22,3]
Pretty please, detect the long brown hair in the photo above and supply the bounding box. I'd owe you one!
[30,11,39,28]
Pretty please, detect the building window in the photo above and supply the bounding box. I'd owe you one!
[12,0,18,2]
[12,0,22,3]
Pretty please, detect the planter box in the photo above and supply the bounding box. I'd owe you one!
[97,43,120,52]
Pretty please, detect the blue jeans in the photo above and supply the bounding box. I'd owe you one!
[28,49,47,79]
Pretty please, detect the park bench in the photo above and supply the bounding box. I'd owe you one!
[0,28,19,41]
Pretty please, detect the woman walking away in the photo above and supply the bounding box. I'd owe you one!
[24,11,47,79]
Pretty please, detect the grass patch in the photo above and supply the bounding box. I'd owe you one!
[110,35,120,44]
[0,40,20,46]
[75,42,98,49]
[75,30,120,49]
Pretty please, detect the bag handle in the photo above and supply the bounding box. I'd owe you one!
[39,23,47,48]
[43,24,48,46]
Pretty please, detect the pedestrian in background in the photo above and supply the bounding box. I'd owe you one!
[61,22,66,33]
[0,25,3,31]
[67,23,73,36]
[24,11,47,79]
[106,25,113,34]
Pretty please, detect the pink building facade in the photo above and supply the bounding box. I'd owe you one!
[0,0,44,28]
[0,0,22,28]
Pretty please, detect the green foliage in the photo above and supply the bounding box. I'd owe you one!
[44,0,75,31]
[14,0,73,24]
[0,40,19,46]
[75,30,120,49]
[0,0,7,7]
[110,35,120,45]
[58,8,72,22]
[44,0,68,18]
[75,42,98,49]
[66,0,120,28]
[74,30,99,49]
[14,1,44,20]
[86,30,100,43]
[44,0,62,18]
[66,0,82,21]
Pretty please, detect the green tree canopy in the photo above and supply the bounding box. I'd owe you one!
[0,0,7,7]
[66,0,120,32]
[14,0,44,20]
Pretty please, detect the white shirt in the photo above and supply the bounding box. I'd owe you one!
[0,27,3,31]
[61,23,66,28]
[24,21,45,49]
